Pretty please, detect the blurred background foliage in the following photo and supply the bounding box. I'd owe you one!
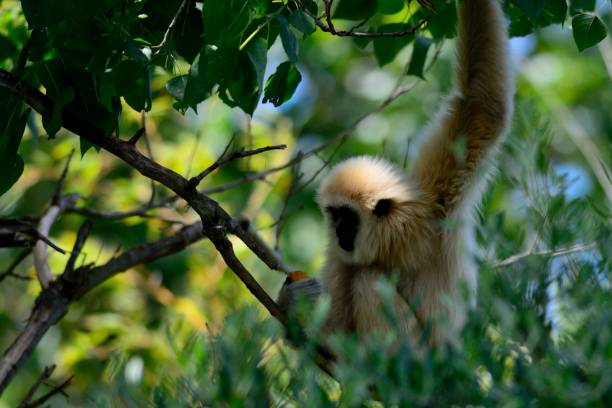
[0,0,611,406]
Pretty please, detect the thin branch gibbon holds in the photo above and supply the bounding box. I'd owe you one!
[279,0,514,345]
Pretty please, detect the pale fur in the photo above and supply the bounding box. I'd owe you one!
[316,0,514,345]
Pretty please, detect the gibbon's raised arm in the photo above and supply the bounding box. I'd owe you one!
[412,0,513,212]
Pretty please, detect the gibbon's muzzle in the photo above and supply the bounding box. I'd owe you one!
[328,206,359,252]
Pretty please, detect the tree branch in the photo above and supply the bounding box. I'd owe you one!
[0,68,288,273]
[33,195,79,288]
[306,0,430,38]
[0,67,341,394]
[188,144,287,189]
[0,249,32,283]
[494,242,598,268]
[17,365,60,408]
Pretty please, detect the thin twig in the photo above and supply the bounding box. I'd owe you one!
[52,150,74,205]
[308,0,430,38]
[67,195,179,221]
[127,127,146,145]
[0,249,32,283]
[17,364,56,408]
[203,41,444,196]
[64,220,92,275]
[20,375,72,408]
[153,0,189,56]
[189,144,287,189]
[494,242,598,268]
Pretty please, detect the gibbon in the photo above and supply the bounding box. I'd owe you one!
[280,0,513,345]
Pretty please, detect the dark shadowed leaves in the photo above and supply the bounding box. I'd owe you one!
[407,36,433,78]
[334,0,378,20]
[113,61,151,112]
[0,96,29,196]
[512,0,548,20]
[173,2,204,64]
[263,61,301,107]
[378,0,405,14]
[246,38,268,95]
[569,0,596,15]
[506,0,568,36]
[424,0,457,39]
[572,13,608,51]
[289,11,316,38]
[277,15,299,63]
[373,24,414,66]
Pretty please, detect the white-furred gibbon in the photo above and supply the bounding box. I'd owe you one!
[279,0,514,345]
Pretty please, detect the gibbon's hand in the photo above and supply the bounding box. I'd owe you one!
[277,271,322,325]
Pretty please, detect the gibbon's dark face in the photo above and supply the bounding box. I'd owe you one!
[326,206,359,251]
[326,199,392,252]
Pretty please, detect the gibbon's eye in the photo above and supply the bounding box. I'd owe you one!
[373,199,392,217]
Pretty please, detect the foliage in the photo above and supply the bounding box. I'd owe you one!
[0,0,611,406]
[0,0,610,189]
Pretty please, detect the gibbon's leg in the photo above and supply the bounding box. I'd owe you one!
[412,0,513,213]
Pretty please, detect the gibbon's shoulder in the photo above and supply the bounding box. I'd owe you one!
[317,156,417,209]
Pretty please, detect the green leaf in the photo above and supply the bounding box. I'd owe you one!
[182,52,213,112]
[407,36,432,78]
[543,0,568,25]
[80,137,101,157]
[221,53,260,115]
[43,87,75,139]
[36,60,76,138]
[0,35,17,61]
[334,0,378,20]
[424,1,457,39]
[263,61,302,107]
[0,102,29,196]
[572,13,608,51]
[569,0,596,16]
[203,0,250,47]
[378,0,405,14]
[113,61,151,112]
[373,24,414,66]
[277,15,298,63]
[174,2,204,63]
[246,38,268,93]
[289,11,316,38]
[506,0,568,36]
[512,0,547,20]
[182,46,239,112]
[167,75,188,102]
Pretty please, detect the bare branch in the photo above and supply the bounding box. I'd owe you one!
[203,42,443,196]
[64,220,92,275]
[0,218,334,392]
[33,195,79,288]
[19,368,72,408]
[494,242,598,268]
[189,144,287,189]
[67,195,180,221]
[307,0,430,38]
[0,67,341,393]
[52,150,74,205]
[127,127,146,145]
[17,364,56,408]
[237,217,292,274]
[0,217,64,253]
[153,0,189,56]
[0,249,32,284]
